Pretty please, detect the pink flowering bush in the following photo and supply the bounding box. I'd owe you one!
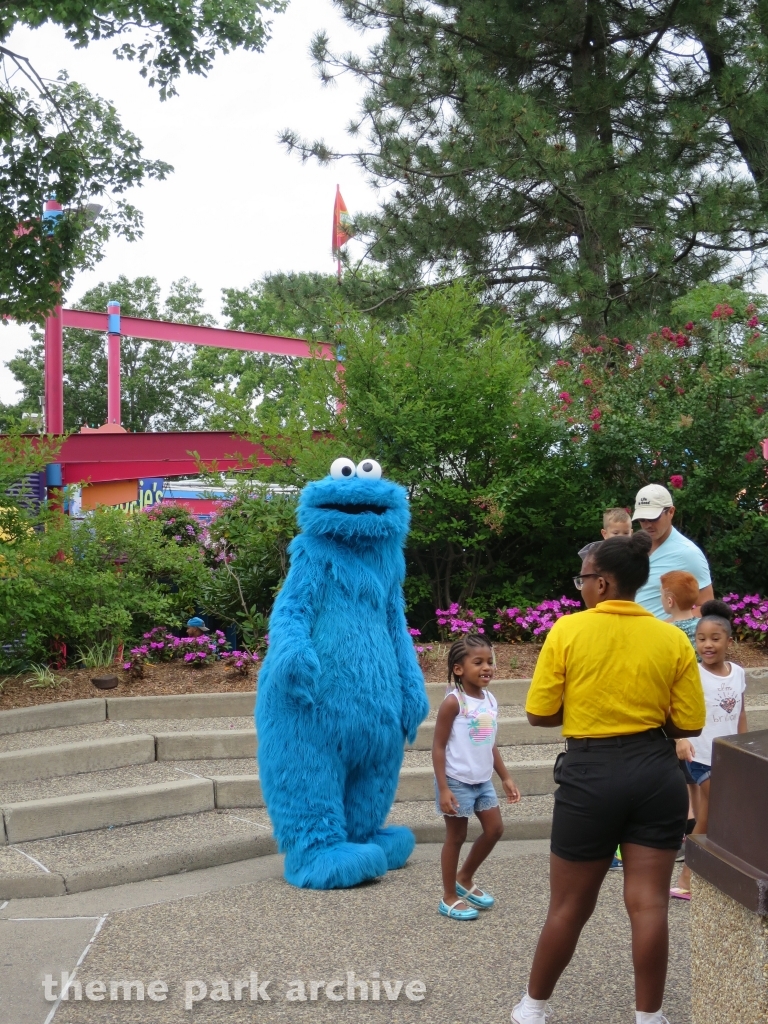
[220,650,261,676]
[435,605,488,641]
[432,598,581,643]
[122,628,230,674]
[721,593,768,643]
[138,626,177,662]
[493,597,582,642]
[408,627,434,666]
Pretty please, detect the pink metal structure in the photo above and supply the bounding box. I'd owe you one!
[43,306,64,435]
[42,306,337,438]
[39,297,341,491]
[55,430,273,484]
[107,301,121,426]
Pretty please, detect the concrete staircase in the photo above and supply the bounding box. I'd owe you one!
[1,674,766,898]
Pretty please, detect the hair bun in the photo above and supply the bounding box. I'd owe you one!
[700,599,733,623]
[629,530,652,555]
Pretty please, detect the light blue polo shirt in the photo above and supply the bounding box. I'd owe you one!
[635,526,712,619]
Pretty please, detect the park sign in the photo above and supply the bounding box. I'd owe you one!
[71,478,164,514]
[118,478,164,514]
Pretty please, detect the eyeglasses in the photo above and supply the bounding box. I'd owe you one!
[572,573,600,591]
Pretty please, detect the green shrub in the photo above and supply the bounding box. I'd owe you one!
[0,506,208,668]
[201,485,296,648]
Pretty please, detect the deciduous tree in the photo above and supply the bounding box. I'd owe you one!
[1,0,284,321]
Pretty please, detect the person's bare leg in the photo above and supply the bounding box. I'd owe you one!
[457,806,504,891]
[527,853,612,1000]
[677,779,709,891]
[687,783,697,823]
[622,843,678,1012]
[440,815,470,907]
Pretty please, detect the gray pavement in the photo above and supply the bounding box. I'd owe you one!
[0,842,692,1024]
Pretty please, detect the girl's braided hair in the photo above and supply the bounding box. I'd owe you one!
[447,633,493,689]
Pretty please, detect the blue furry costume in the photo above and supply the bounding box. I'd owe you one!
[255,458,430,889]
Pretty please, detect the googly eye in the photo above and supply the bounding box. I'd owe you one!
[356,458,382,480]
[330,457,356,480]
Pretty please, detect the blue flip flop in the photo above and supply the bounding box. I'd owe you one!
[438,898,478,920]
[456,881,495,909]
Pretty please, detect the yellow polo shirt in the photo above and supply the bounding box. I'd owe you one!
[525,600,705,738]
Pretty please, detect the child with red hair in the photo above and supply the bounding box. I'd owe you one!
[660,570,700,648]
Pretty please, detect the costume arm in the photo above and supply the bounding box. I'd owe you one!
[388,585,430,744]
[263,546,322,707]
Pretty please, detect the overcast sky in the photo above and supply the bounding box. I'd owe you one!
[1,0,377,402]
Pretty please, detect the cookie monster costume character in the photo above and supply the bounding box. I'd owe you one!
[255,456,430,889]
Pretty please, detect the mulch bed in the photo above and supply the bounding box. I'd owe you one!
[1,641,766,712]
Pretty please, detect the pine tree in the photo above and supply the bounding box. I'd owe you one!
[284,0,768,334]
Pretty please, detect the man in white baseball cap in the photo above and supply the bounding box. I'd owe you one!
[632,484,714,618]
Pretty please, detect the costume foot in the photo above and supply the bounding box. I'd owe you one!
[370,826,415,870]
[284,842,388,890]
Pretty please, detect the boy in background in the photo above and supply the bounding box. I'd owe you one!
[577,508,633,564]
[660,570,700,648]
[601,507,632,539]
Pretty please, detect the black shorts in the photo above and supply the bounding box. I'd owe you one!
[551,728,688,861]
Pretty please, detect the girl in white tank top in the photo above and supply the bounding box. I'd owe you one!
[432,634,521,921]
[444,686,499,783]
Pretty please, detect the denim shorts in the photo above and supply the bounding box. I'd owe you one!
[434,776,499,818]
[688,760,712,785]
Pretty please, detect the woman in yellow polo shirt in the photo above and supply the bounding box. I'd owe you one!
[511,531,705,1024]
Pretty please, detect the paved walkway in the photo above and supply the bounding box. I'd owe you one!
[2,842,692,1024]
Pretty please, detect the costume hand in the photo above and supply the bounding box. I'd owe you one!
[401,685,430,744]
[281,646,321,706]
[503,777,521,804]
[439,787,460,815]
[676,738,695,762]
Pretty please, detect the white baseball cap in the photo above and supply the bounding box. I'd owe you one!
[632,484,674,521]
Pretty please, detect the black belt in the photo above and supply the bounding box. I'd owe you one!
[565,727,667,751]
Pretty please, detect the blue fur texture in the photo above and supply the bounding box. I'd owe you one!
[255,471,430,889]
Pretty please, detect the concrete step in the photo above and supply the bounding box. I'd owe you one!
[0,733,155,783]
[155,717,562,761]
[0,798,554,899]
[0,809,276,899]
[2,778,215,844]
[156,729,257,760]
[107,692,256,721]
[0,757,553,844]
[1,704,765,799]
[212,762,556,810]
[1,670,766,737]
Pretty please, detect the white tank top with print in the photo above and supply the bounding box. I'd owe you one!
[444,688,498,785]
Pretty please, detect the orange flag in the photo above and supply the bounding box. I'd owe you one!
[332,185,352,254]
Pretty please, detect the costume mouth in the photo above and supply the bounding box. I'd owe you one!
[318,503,387,515]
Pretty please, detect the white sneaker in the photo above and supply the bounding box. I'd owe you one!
[511,993,552,1023]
